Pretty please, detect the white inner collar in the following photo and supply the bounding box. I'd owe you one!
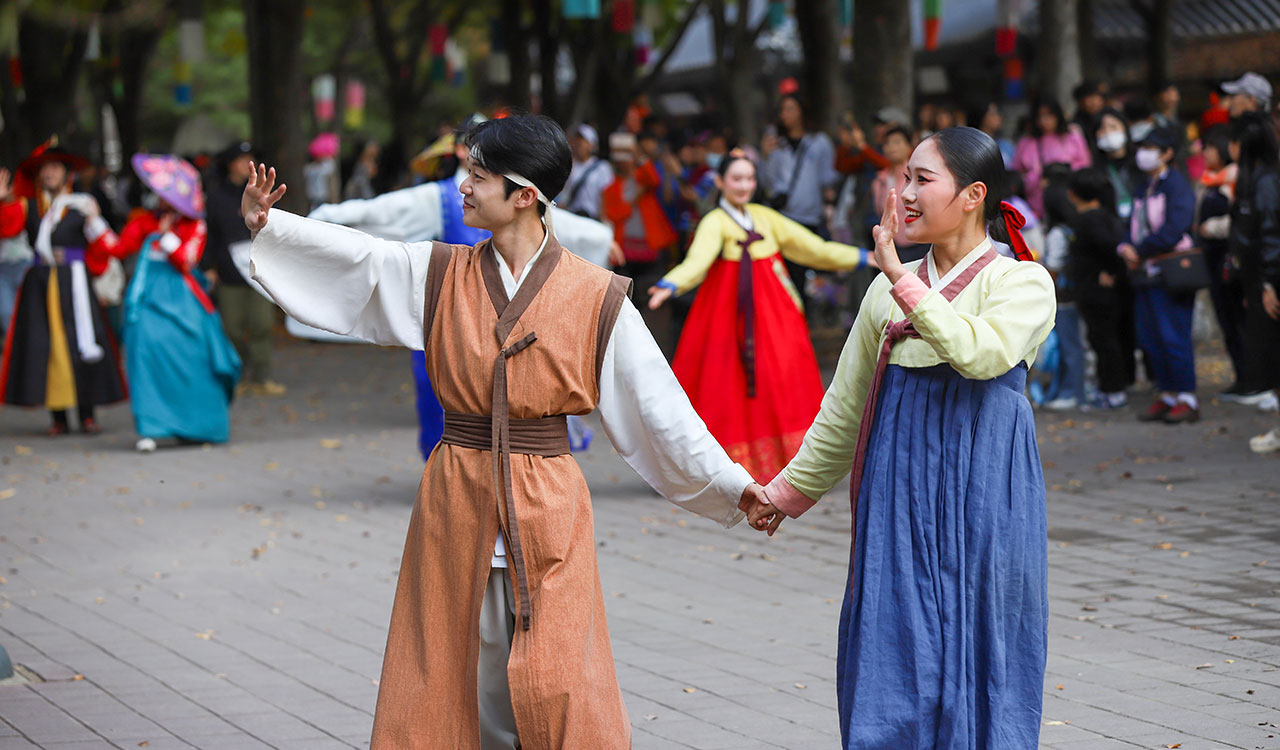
[926,238,993,289]
[490,224,550,297]
[719,199,753,231]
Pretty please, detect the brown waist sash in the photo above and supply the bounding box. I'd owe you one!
[440,412,571,456]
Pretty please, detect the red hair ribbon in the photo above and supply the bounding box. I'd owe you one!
[1000,200,1034,262]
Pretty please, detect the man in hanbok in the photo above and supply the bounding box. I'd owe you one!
[244,114,772,749]
[307,118,618,460]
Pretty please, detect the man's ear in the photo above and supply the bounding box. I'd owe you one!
[512,186,538,210]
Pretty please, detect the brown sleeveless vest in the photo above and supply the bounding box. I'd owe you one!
[369,237,633,749]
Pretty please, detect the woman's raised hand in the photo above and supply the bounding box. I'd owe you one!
[242,161,287,237]
[872,188,907,283]
[647,284,673,310]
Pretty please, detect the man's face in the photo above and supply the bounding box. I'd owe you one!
[1083,93,1105,116]
[1229,92,1258,117]
[228,154,253,185]
[38,162,68,192]
[570,135,593,162]
[459,157,524,229]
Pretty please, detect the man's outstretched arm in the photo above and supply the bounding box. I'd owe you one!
[244,162,431,349]
[597,298,777,532]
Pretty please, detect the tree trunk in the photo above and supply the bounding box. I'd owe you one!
[1147,0,1172,90]
[852,0,911,136]
[15,14,89,160]
[244,0,306,214]
[533,0,559,121]
[1076,0,1098,83]
[795,0,841,133]
[502,0,531,111]
[1038,0,1081,112]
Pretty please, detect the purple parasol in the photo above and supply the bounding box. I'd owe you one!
[131,153,205,219]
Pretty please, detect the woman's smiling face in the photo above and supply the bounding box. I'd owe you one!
[899,137,981,243]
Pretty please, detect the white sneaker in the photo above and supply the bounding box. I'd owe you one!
[1043,397,1080,412]
[136,437,157,453]
[1250,429,1280,454]
[1257,392,1279,414]
[1231,390,1273,406]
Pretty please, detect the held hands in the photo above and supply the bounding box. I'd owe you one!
[871,188,907,283]
[738,483,784,536]
[0,168,12,203]
[242,161,287,238]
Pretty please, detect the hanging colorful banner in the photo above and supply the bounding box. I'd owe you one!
[562,0,601,20]
[995,27,1017,56]
[612,0,635,32]
[173,61,192,106]
[344,80,366,130]
[767,1,786,29]
[428,24,448,57]
[312,74,336,124]
[924,0,942,51]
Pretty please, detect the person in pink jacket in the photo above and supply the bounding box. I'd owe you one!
[1013,98,1092,218]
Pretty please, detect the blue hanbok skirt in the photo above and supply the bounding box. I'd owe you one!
[124,248,241,443]
[839,363,1047,749]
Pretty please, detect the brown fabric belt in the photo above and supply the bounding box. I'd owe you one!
[440,412,571,456]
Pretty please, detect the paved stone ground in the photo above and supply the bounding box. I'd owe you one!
[0,335,1278,749]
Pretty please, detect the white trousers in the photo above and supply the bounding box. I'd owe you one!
[479,567,519,750]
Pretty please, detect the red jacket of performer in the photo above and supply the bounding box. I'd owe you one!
[89,209,207,274]
[602,159,677,255]
[87,208,213,311]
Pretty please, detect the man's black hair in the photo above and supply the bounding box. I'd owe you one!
[464,114,572,216]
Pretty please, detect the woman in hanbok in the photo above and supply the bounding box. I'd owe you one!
[647,151,875,481]
[749,127,1055,748]
[0,141,126,434]
[94,154,241,451]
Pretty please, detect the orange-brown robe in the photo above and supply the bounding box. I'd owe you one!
[370,237,633,749]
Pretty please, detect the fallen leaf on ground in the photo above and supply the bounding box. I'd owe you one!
[682,687,696,693]
[0,489,14,500]
[320,439,342,449]
[14,446,31,455]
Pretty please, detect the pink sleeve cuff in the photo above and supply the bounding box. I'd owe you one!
[764,473,818,518]
[890,272,929,314]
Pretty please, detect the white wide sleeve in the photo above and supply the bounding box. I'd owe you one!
[307,182,443,243]
[551,207,613,267]
[597,299,753,527]
[250,209,431,349]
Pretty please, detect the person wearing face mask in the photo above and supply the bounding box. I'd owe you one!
[1094,108,1145,221]
[647,151,876,481]
[1117,127,1200,423]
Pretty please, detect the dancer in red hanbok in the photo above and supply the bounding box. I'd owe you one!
[648,151,875,480]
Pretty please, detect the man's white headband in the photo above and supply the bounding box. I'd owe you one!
[470,145,556,209]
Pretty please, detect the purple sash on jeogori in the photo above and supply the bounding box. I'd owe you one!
[737,230,765,398]
[848,249,998,511]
